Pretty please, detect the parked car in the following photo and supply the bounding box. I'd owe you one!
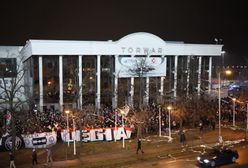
[197,148,239,167]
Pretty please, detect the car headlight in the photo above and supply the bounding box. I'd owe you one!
[203,159,210,163]
[197,157,201,161]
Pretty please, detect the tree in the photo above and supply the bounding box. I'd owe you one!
[0,47,27,154]
[174,94,217,128]
[128,56,155,108]
[126,106,149,138]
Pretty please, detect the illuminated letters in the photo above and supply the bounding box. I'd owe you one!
[120,47,163,55]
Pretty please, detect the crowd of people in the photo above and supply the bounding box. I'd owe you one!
[0,95,247,138]
[220,97,248,124]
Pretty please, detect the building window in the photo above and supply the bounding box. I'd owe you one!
[0,58,17,77]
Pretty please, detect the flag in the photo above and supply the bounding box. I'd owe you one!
[5,112,11,126]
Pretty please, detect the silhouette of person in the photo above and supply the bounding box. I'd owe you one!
[136,139,144,154]
[32,148,38,165]
[46,148,53,166]
[9,151,16,168]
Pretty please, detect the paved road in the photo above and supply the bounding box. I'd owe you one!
[127,145,248,168]
[163,146,248,168]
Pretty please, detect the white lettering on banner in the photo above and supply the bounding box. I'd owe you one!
[115,127,127,140]
[121,47,163,55]
[90,129,103,141]
[61,127,132,142]
[22,132,57,148]
[105,128,112,141]
[82,130,90,142]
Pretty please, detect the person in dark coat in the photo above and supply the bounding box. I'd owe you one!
[136,139,144,154]
[32,148,38,166]
[210,119,216,130]
[180,130,186,147]
[9,151,16,168]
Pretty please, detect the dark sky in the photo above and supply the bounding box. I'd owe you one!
[0,0,247,65]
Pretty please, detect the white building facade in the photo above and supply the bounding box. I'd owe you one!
[1,32,223,112]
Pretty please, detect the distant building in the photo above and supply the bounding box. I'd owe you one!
[0,46,25,107]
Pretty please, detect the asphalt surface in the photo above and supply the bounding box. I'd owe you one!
[127,145,248,168]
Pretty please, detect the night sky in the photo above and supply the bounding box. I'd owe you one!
[0,0,247,65]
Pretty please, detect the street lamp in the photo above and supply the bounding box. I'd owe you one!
[72,116,76,155]
[158,105,161,137]
[225,69,232,75]
[65,110,70,147]
[221,50,226,68]
[114,109,117,142]
[119,109,125,149]
[232,98,236,127]
[47,80,52,85]
[167,106,172,139]
[218,69,232,143]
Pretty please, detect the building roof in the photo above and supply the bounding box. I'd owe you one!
[20,32,223,61]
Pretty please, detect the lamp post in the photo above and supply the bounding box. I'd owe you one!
[167,106,172,139]
[65,110,70,147]
[72,117,76,155]
[232,98,236,127]
[158,105,161,137]
[218,69,232,143]
[120,109,125,149]
[218,72,222,143]
[221,50,226,69]
[114,109,117,142]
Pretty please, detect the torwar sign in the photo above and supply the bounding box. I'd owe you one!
[120,47,163,55]
[117,32,166,55]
